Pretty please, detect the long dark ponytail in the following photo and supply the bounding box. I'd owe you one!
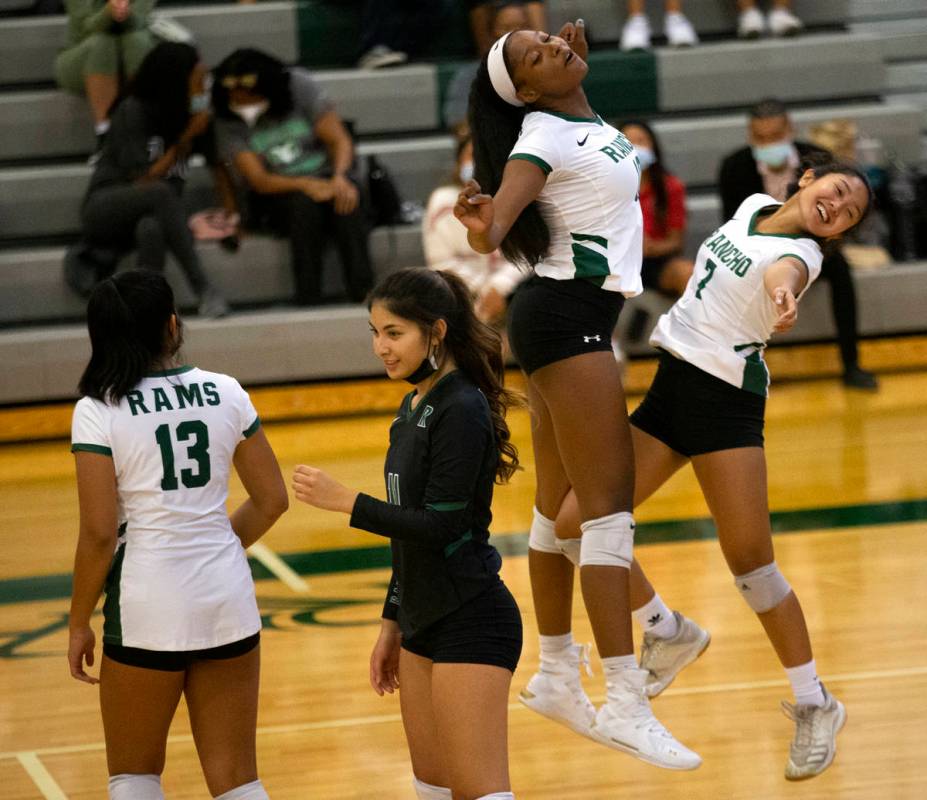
[79,270,182,404]
[468,47,550,268]
[368,268,522,483]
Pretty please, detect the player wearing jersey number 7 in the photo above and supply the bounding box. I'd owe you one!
[552,157,872,780]
[458,23,701,769]
[68,270,287,800]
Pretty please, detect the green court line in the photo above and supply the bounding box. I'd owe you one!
[3,499,926,606]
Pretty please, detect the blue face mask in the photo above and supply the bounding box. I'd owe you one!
[752,140,792,169]
[189,93,210,114]
[635,146,656,172]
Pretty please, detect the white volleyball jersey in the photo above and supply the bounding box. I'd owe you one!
[71,366,262,650]
[508,110,643,296]
[650,194,823,396]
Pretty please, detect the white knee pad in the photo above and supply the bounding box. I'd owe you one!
[109,774,164,800]
[555,536,581,566]
[579,511,634,569]
[214,780,269,800]
[413,777,453,799]
[528,507,559,554]
[735,561,792,613]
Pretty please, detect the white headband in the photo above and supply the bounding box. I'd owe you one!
[488,32,524,107]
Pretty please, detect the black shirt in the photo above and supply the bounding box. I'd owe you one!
[349,371,503,639]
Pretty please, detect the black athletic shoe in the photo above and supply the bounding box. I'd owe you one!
[842,366,879,391]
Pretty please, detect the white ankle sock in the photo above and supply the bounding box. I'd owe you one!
[94,120,110,136]
[632,593,678,639]
[785,660,825,707]
[538,632,574,674]
[601,655,637,681]
[214,780,269,800]
[476,793,514,799]
[413,777,453,799]
[108,774,164,800]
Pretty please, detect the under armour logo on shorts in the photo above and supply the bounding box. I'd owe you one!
[583,334,602,343]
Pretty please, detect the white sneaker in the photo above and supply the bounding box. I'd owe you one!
[738,7,766,39]
[620,14,652,51]
[590,667,702,770]
[357,45,408,70]
[640,611,711,697]
[768,7,804,37]
[665,12,699,48]
[519,644,596,736]
[782,684,846,780]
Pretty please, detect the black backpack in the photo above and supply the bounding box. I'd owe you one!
[366,155,403,227]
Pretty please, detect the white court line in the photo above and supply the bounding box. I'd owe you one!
[3,664,925,762]
[15,752,68,800]
[247,541,310,594]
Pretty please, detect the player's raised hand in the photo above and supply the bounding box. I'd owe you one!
[454,180,494,235]
[558,18,588,61]
[772,286,798,332]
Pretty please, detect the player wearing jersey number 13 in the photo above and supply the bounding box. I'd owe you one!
[553,156,873,780]
[458,23,703,770]
[68,270,288,800]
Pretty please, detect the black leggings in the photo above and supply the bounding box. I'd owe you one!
[253,191,373,306]
[820,249,861,371]
[82,181,209,296]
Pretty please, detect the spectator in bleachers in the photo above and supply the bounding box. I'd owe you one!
[719,98,878,390]
[356,0,446,69]
[424,136,524,327]
[444,2,532,136]
[736,0,803,39]
[469,0,546,57]
[621,0,698,51]
[213,48,373,307]
[619,120,693,297]
[55,0,157,153]
[79,41,229,318]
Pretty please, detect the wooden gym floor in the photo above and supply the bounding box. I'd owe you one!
[1,358,926,799]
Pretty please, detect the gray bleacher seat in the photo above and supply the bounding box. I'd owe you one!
[0,2,297,87]
[0,224,424,326]
[653,103,923,189]
[5,261,927,404]
[655,33,884,111]
[546,0,848,44]
[0,136,455,240]
[0,64,438,161]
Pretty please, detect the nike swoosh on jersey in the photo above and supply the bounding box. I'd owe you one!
[577,133,590,146]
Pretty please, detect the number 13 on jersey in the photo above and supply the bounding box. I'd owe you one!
[155,421,211,490]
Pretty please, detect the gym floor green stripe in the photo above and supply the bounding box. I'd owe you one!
[2,498,926,606]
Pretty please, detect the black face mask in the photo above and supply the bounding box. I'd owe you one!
[404,350,438,385]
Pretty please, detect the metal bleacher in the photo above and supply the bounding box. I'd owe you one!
[0,0,925,404]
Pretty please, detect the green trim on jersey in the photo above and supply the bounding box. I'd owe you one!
[146,365,195,378]
[741,350,770,396]
[102,541,127,645]
[748,206,807,240]
[540,110,604,125]
[444,530,473,558]
[509,153,552,175]
[243,416,261,439]
[71,443,113,456]
[570,232,610,281]
[426,501,468,512]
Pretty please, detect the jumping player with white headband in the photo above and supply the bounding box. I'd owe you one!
[457,23,700,769]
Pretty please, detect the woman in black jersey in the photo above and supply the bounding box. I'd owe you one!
[293,268,523,800]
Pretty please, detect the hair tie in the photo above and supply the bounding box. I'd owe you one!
[488,32,524,108]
